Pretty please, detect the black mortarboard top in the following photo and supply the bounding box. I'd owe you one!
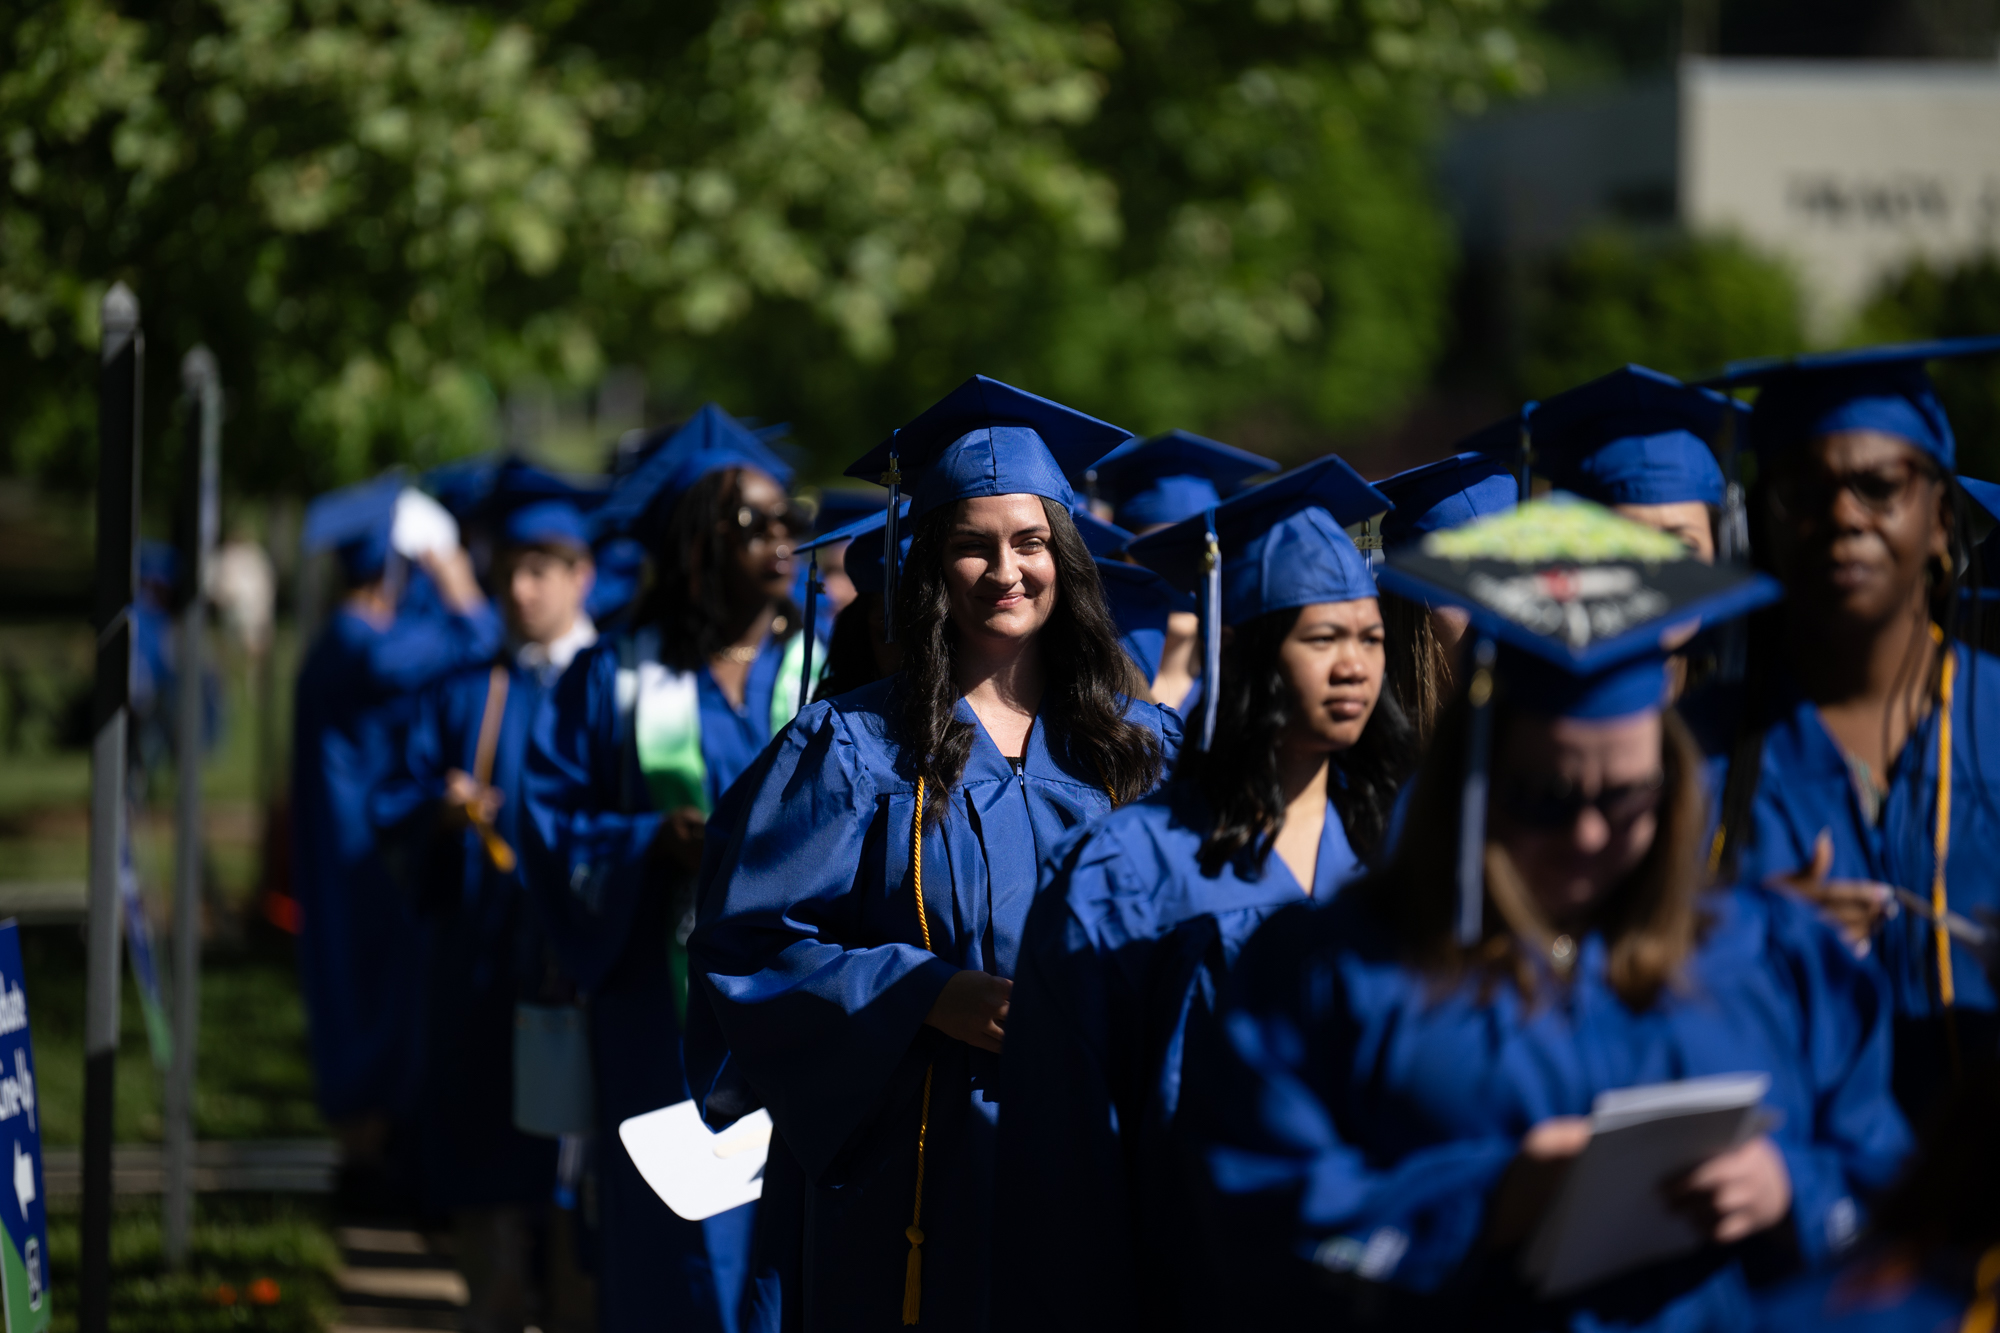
[1705,335,2000,474]
[596,404,797,543]
[1088,430,1277,531]
[1378,496,1781,944]
[1530,365,1736,509]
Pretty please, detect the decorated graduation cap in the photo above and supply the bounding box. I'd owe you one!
[1707,335,2000,473]
[1531,365,1735,509]
[1087,430,1277,531]
[597,403,797,544]
[1094,559,1178,684]
[844,376,1131,637]
[1129,454,1390,749]
[1377,496,1782,944]
[1373,451,1519,559]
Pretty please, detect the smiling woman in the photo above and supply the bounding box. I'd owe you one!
[685,378,1179,1333]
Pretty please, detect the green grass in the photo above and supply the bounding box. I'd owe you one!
[46,1197,340,1333]
[22,928,323,1147]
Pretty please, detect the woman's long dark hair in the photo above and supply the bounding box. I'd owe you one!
[1358,688,1708,1011]
[638,465,800,672]
[1381,590,1454,753]
[1172,605,1417,877]
[895,497,1162,823]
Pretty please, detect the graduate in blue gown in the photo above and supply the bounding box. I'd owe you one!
[1371,447,1519,750]
[996,455,1412,1331]
[804,505,909,704]
[686,377,1180,1332]
[1700,338,2000,1122]
[520,404,815,1333]
[375,498,598,1327]
[1089,432,1277,717]
[292,476,501,1184]
[1196,498,1911,1331]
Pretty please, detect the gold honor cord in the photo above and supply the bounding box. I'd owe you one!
[1961,1244,2000,1333]
[1931,626,1957,1012]
[899,765,1121,1324]
[469,665,518,873]
[904,775,935,1326]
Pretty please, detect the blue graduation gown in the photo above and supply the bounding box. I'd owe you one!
[373,656,564,1213]
[520,630,799,1333]
[1754,1248,1973,1332]
[996,784,1364,1331]
[1195,882,1912,1332]
[291,599,501,1122]
[1729,642,2000,1116]
[686,677,1182,1333]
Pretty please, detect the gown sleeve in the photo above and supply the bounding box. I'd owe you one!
[687,700,961,1182]
[358,604,502,696]
[1750,888,1914,1265]
[520,643,663,993]
[1195,902,1519,1296]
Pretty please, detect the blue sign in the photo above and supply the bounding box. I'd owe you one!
[0,923,48,1332]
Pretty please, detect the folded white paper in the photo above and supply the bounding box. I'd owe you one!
[619,1100,772,1222]
[1523,1072,1771,1297]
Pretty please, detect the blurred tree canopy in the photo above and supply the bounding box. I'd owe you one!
[0,0,1538,494]
[1860,254,2000,483]
[1516,227,1807,399]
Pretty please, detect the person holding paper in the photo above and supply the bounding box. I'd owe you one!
[1193,499,1913,1331]
[1702,338,2000,1124]
[685,377,1179,1331]
[994,457,1414,1331]
[519,407,811,1333]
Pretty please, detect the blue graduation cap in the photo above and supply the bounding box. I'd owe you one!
[812,487,885,537]
[1377,496,1781,944]
[1706,335,2000,473]
[596,404,797,542]
[1958,475,2000,604]
[139,539,178,590]
[585,535,647,622]
[1530,366,1735,509]
[303,473,407,584]
[1129,454,1390,748]
[502,500,592,553]
[1070,506,1136,559]
[1087,430,1276,531]
[843,376,1131,637]
[1374,451,1519,556]
[1094,559,1178,684]
[421,453,503,521]
[792,498,913,710]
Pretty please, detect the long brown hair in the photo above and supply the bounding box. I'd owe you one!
[1356,688,1708,1010]
[1381,590,1456,752]
[895,497,1163,825]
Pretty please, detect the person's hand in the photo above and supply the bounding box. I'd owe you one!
[1770,830,1892,957]
[418,547,486,614]
[1486,1116,1592,1248]
[924,970,1012,1054]
[1668,1135,1791,1244]
[655,807,708,875]
[443,768,503,828]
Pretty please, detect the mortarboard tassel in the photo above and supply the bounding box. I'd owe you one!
[882,441,903,643]
[1457,636,1498,947]
[799,548,821,713]
[1200,509,1222,752]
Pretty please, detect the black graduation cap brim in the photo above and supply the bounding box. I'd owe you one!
[1704,334,2000,390]
[1376,498,1782,676]
[843,375,1130,488]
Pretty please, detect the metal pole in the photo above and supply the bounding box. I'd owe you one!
[85,281,143,1333]
[164,346,219,1267]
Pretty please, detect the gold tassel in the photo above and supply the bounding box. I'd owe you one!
[903,779,934,1326]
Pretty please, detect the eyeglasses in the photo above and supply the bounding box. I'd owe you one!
[1499,771,1665,831]
[726,503,808,546]
[1769,460,1938,520]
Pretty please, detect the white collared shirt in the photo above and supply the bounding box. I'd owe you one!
[516,613,598,686]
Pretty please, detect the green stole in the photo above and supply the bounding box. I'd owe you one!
[623,627,820,1020]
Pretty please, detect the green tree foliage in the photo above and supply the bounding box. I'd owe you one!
[0,0,1537,492]
[1517,227,1807,398]
[1858,252,2000,482]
